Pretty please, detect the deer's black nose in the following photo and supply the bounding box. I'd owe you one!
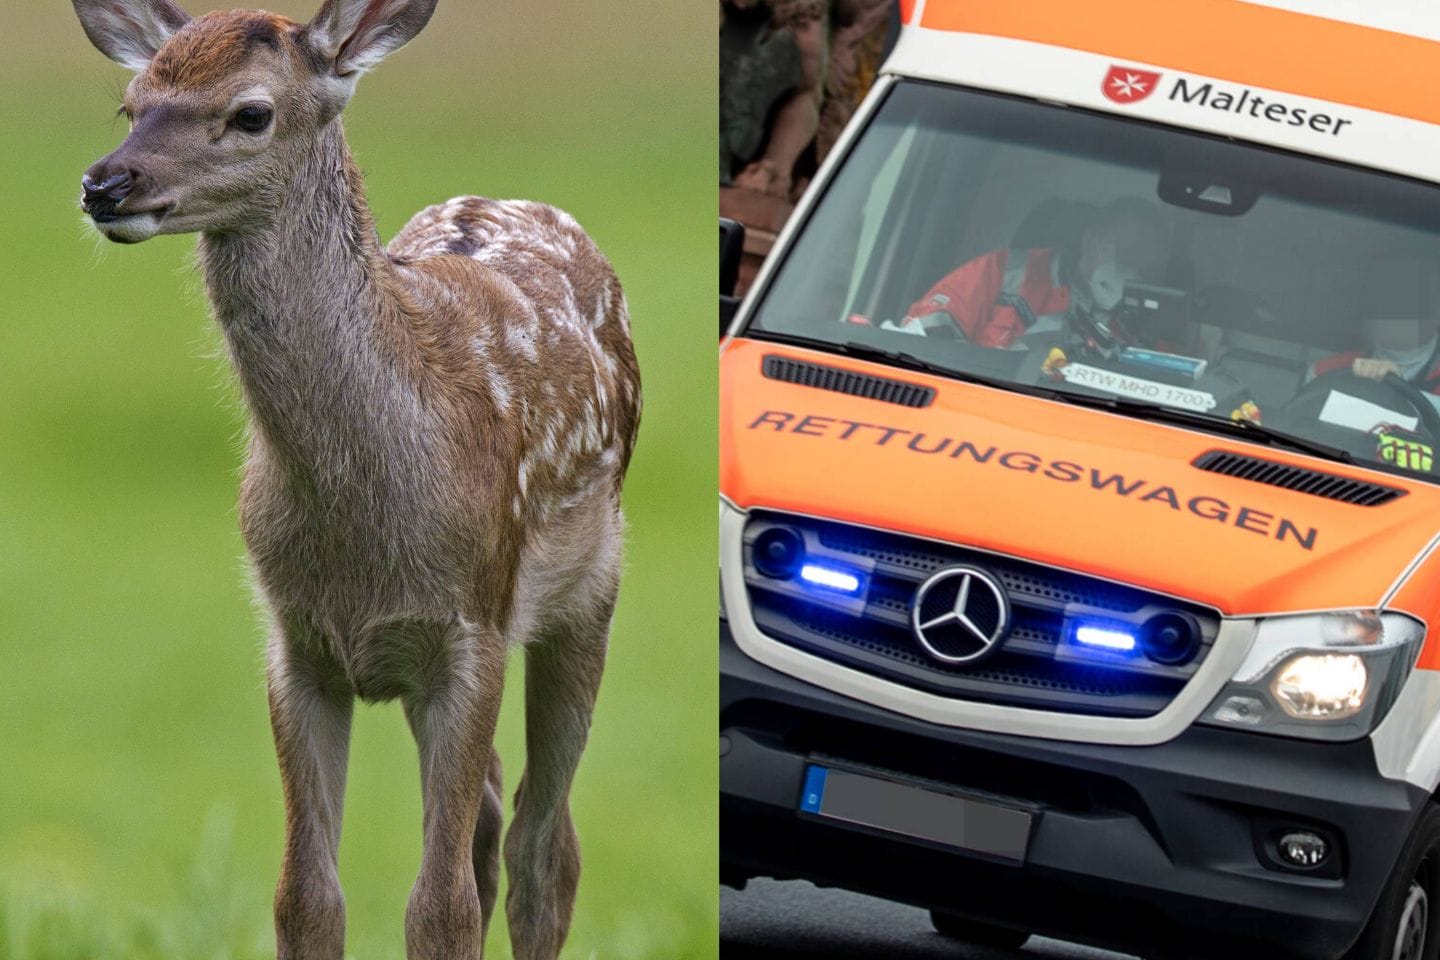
[80,169,136,219]
[81,171,133,204]
[81,171,134,202]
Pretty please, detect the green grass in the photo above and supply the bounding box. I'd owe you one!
[1,808,274,960]
[0,3,716,958]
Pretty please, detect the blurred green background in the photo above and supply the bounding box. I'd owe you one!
[0,2,714,958]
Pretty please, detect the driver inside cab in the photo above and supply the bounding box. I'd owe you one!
[1311,246,1440,411]
[893,197,1168,349]
[1309,245,1440,471]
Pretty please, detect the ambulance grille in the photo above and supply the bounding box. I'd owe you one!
[762,355,935,408]
[1192,451,1406,506]
[741,512,1220,719]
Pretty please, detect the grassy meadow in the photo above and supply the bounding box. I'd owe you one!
[0,3,715,958]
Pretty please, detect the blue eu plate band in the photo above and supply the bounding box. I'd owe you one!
[800,764,828,813]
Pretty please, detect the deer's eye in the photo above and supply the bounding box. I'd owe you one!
[233,105,273,133]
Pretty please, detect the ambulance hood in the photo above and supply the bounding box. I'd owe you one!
[720,339,1440,617]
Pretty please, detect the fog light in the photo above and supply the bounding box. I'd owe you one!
[1212,694,1268,726]
[1271,654,1367,720]
[1278,831,1329,868]
[752,527,804,579]
[1141,611,1200,665]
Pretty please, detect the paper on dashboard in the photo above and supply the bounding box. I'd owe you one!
[1318,390,1418,433]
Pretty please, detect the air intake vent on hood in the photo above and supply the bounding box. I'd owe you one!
[762,355,935,408]
[1193,451,1407,506]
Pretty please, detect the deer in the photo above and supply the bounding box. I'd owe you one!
[69,1,641,957]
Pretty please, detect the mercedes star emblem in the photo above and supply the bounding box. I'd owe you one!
[911,566,1011,664]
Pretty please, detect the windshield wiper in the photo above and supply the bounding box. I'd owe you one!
[1050,390,1355,464]
[834,340,1066,401]
[1231,418,1357,463]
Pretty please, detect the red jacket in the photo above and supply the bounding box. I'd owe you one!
[902,248,1070,347]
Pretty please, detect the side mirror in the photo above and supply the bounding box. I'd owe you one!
[720,217,745,336]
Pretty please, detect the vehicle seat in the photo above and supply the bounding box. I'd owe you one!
[1199,286,1310,411]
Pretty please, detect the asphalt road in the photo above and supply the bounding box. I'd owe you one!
[721,878,1137,959]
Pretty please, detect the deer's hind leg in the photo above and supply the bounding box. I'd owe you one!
[504,509,621,960]
[267,621,355,960]
[474,750,504,932]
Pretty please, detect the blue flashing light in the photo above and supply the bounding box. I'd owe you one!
[799,563,862,594]
[1074,624,1138,653]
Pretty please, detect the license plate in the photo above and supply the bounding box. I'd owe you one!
[798,763,1034,863]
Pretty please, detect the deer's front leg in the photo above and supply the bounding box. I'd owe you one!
[267,625,354,960]
[402,623,507,960]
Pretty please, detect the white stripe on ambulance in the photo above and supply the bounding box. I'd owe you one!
[883,29,1440,185]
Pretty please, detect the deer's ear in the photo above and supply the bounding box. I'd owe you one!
[71,0,190,72]
[303,0,438,77]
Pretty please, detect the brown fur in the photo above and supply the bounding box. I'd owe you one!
[148,10,298,88]
[71,1,640,958]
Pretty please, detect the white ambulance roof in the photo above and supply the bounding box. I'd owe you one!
[885,0,1440,185]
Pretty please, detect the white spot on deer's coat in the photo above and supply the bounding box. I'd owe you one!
[583,414,602,452]
[506,322,538,362]
[488,369,512,412]
[564,426,584,459]
[544,423,567,463]
[593,370,609,415]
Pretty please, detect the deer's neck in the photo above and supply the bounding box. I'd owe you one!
[200,122,429,484]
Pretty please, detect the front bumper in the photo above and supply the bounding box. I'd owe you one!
[721,620,1428,960]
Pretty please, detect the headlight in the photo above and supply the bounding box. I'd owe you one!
[1271,654,1367,720]
[1201,611,1423,740]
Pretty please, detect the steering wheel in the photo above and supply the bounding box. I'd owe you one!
[1272,368,1440,473]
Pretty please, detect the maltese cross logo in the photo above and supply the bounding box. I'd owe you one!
[1102,65,1162,104]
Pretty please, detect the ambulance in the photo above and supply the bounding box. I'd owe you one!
[719,3,1440,958]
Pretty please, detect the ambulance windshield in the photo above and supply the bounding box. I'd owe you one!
[745,80,1440,479]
